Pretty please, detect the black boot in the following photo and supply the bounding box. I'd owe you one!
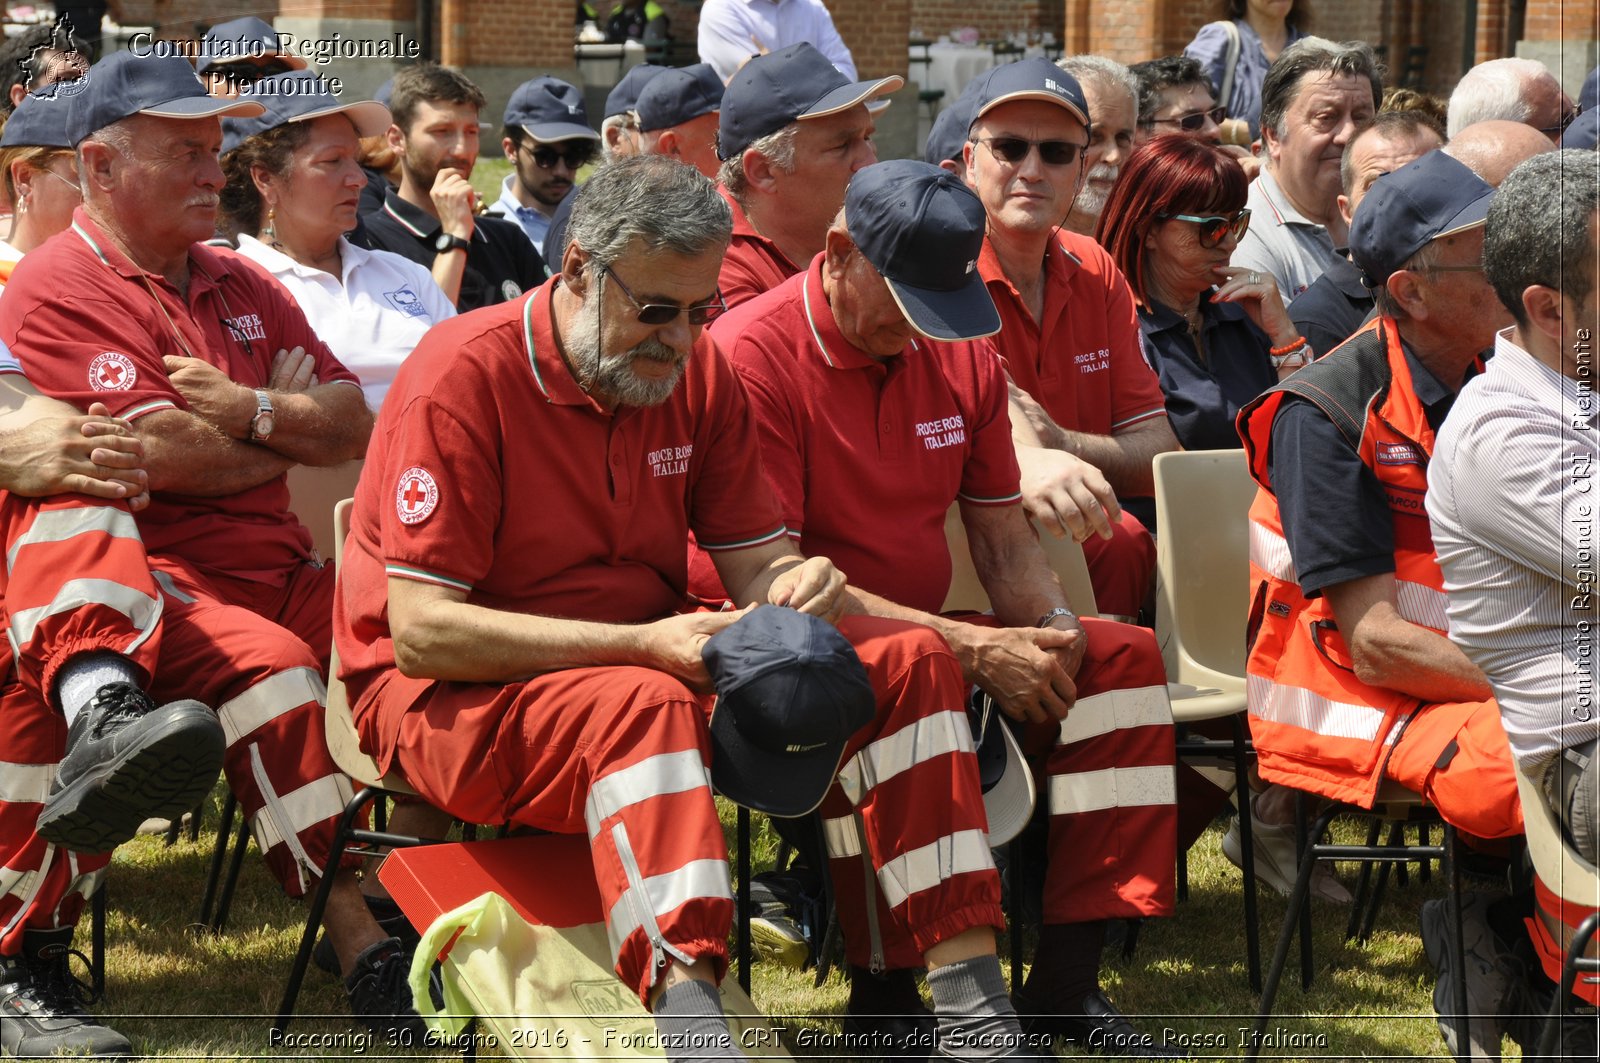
[37,683,224,854]
[844,966,936,1061]
[0,927,132,1058]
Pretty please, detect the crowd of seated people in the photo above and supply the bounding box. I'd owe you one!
[0,14,1596,1063]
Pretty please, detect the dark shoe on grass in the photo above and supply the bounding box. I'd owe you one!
[0,928,132,1059]
[345,936,428,1040]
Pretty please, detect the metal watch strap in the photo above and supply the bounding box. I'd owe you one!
[1037,606,1077,628]
[249,388,273,440]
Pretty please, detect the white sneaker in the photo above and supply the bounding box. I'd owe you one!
[1222,809,1353,905]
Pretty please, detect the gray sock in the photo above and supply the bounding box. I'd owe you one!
[54,653,140,727]
[653,978,744,1062]
[926,956,1026,1060]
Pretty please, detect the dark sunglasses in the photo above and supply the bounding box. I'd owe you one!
[973,135,1089,167]
[1150,105,1227,133]
[602,265,725,326]
[216,59,294,84]
[1157,208,1252,248]
[525,142,597,170]
[1539,105,1582,136]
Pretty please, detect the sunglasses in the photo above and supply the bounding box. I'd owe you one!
[973,135,1089,167]
[1150,105,1227,133]
[1539,105,1582,136]
[1158,208,1252,248]
[602,265,725,326]
[524,142,597,171]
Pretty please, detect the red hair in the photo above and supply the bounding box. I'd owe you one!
[1096,133,1248,306]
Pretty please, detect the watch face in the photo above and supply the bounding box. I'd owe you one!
[255,412,275,438]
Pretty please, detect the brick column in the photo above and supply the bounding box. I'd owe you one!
[822,0,916,162]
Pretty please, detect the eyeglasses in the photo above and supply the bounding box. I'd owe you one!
[972,135,1090,167]
[523,141,597,171]
[1149,105,1227,133]
[1539,105,1582,136]
[602,265,725,325]
[1157,209,1251,248]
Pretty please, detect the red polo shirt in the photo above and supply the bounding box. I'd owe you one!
[716,185,801,310]
[338,276,788,699]
[702,256,1020,615]
[0,210,359,584]
[968,230,1167,437]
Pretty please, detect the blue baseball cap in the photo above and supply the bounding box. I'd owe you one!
[504,76,599,143]
[704,606,875,817]
[1,92,73,149]
[923,77,984,165]
[637,63,722,133]
[66,52,263,146]
[220,71,391,156]
[718,42,903,161]
[194,17,308,75]
[373,76,395,109]
[1350,150,1494,288]
[1582,65,1598,115]
[605,63,665,118]
[969,57,1090,128]
[1563,108,1600,151]
[846,159,999,342]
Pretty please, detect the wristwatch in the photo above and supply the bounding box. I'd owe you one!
[434,232,470,255]
[1037,606,1078,629]
[248,388,275,441]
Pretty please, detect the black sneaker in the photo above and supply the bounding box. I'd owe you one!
[0,928,132,1058]
[1421,892,1529,1060]
[313,895,419,974]
[344,936,428,1040]
[37,683,225,854]
[1016,988,1187,1059]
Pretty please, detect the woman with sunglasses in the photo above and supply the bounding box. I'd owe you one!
[218,75,456,410]
[1098,134,1308,451]
[0,94,82,285]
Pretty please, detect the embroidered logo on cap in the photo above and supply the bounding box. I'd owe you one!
[396,466,439,525]
[88,352,137,391]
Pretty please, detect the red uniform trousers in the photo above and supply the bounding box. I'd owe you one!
[0,493,356,955]
[1079,511,1156,620]
[350,615,1004,1005]
[820,616,1177,970]
[1528,876,1600,1006]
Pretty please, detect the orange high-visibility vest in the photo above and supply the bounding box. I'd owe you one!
[1236,317,1457,807]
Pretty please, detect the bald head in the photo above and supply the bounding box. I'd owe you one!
[1443,119,1557,187]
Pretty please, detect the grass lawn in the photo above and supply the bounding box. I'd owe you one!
[76,790,1505,1062]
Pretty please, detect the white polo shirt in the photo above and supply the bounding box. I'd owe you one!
[232,235,455,410]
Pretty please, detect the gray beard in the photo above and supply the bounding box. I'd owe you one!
[565,294,686,407]
[1072,163,1119,219]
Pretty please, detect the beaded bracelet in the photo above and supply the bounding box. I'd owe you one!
[1270,335,1309,358]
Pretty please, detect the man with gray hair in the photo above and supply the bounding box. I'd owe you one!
[1231,37,1382,304]
[1059,55,1138,239]
[1447,57,1577,143]
[1429,149,1600,1055]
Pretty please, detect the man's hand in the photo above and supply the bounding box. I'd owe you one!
[431,168,477,242]
[1016,445,1121,543]
[768,555,848,622]
[267,346,318,392]
[645,610,747,693]
[0,401,150,508]
[967,624,1082,723]
[163,355,253,437]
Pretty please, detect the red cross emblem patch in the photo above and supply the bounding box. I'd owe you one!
[88,352,137,392]
[395,466,439,525]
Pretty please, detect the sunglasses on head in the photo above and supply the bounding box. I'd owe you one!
[1150,105,1227,133]
[973,135,1089,167]
[1157,208,1252,248]
[526,142,597,171]
[602,265,725,326]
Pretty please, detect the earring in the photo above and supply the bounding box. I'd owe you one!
[263,206,278,245]
[16,196,26,216]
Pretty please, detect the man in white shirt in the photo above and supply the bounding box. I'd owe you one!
[697,0,856,83]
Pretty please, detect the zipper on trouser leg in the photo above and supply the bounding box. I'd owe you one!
[855,813,885,974]
[249,741,316,896]
[610,821,697,988]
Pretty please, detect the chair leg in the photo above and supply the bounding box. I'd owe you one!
[197,788,237,930]
[1444,825,1469,1063]
[1416,823,1431,883]
[735,805,751,995]
[210,811,253,934]
[1231,715,1261,992]
[1295,792,1315,991]
[811,813,840,988]
[1177,844,1189,902]
[90,880,106,999]
[1389,821,1410,889]
[1540,911,1600,1057]
[1345,818,1385,940]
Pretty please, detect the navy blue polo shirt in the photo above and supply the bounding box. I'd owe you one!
[361,190,547,313]
[1289,253,1375,360]
[1138,295,1276,451]
[1267,341,1457,598]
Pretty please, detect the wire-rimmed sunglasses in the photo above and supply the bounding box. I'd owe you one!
[602,265,725,326]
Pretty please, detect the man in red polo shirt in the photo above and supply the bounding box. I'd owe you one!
[959,60,1179,621]
[707,159,1179,1059]
[713,43,899,309]
[339,155,1032,1062]
[0,52,414,1052]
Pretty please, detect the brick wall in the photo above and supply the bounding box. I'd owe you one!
[116,0,268,36]
[827,0,910,78]
[1523,1,1598,40]
[907,0,1062,43]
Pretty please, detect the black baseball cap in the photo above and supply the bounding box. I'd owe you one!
[66,52,264,146]
[718,42,902,161]
[1349,150,1494,288]
[969,57,1090,128]
[923,78,984,165]
[1,92,73,148]
[505,76,599,143]
[220,71,391,156]
[606,63,666,118]
[195,17,308,74]
[705,606,875,818]
[846,159,1000,342]
[637,63,723,133]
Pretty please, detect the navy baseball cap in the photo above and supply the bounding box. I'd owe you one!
[1350,150,1494,288]
[1563,108,1600,151]
[373,76,395,109]
[970,58,1089,128]
[220,71,391,156]
[718,42,903,161]
[1582,65,1598,115]
[924,78,984,165]
[195,17,308,74]
[67,52,264,146]
[505,76,599,143]
[637,63,723,133]
[705,606,875,818]
[847,159,1000,342]
[606,63,666,118]
[1,93,73,149]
